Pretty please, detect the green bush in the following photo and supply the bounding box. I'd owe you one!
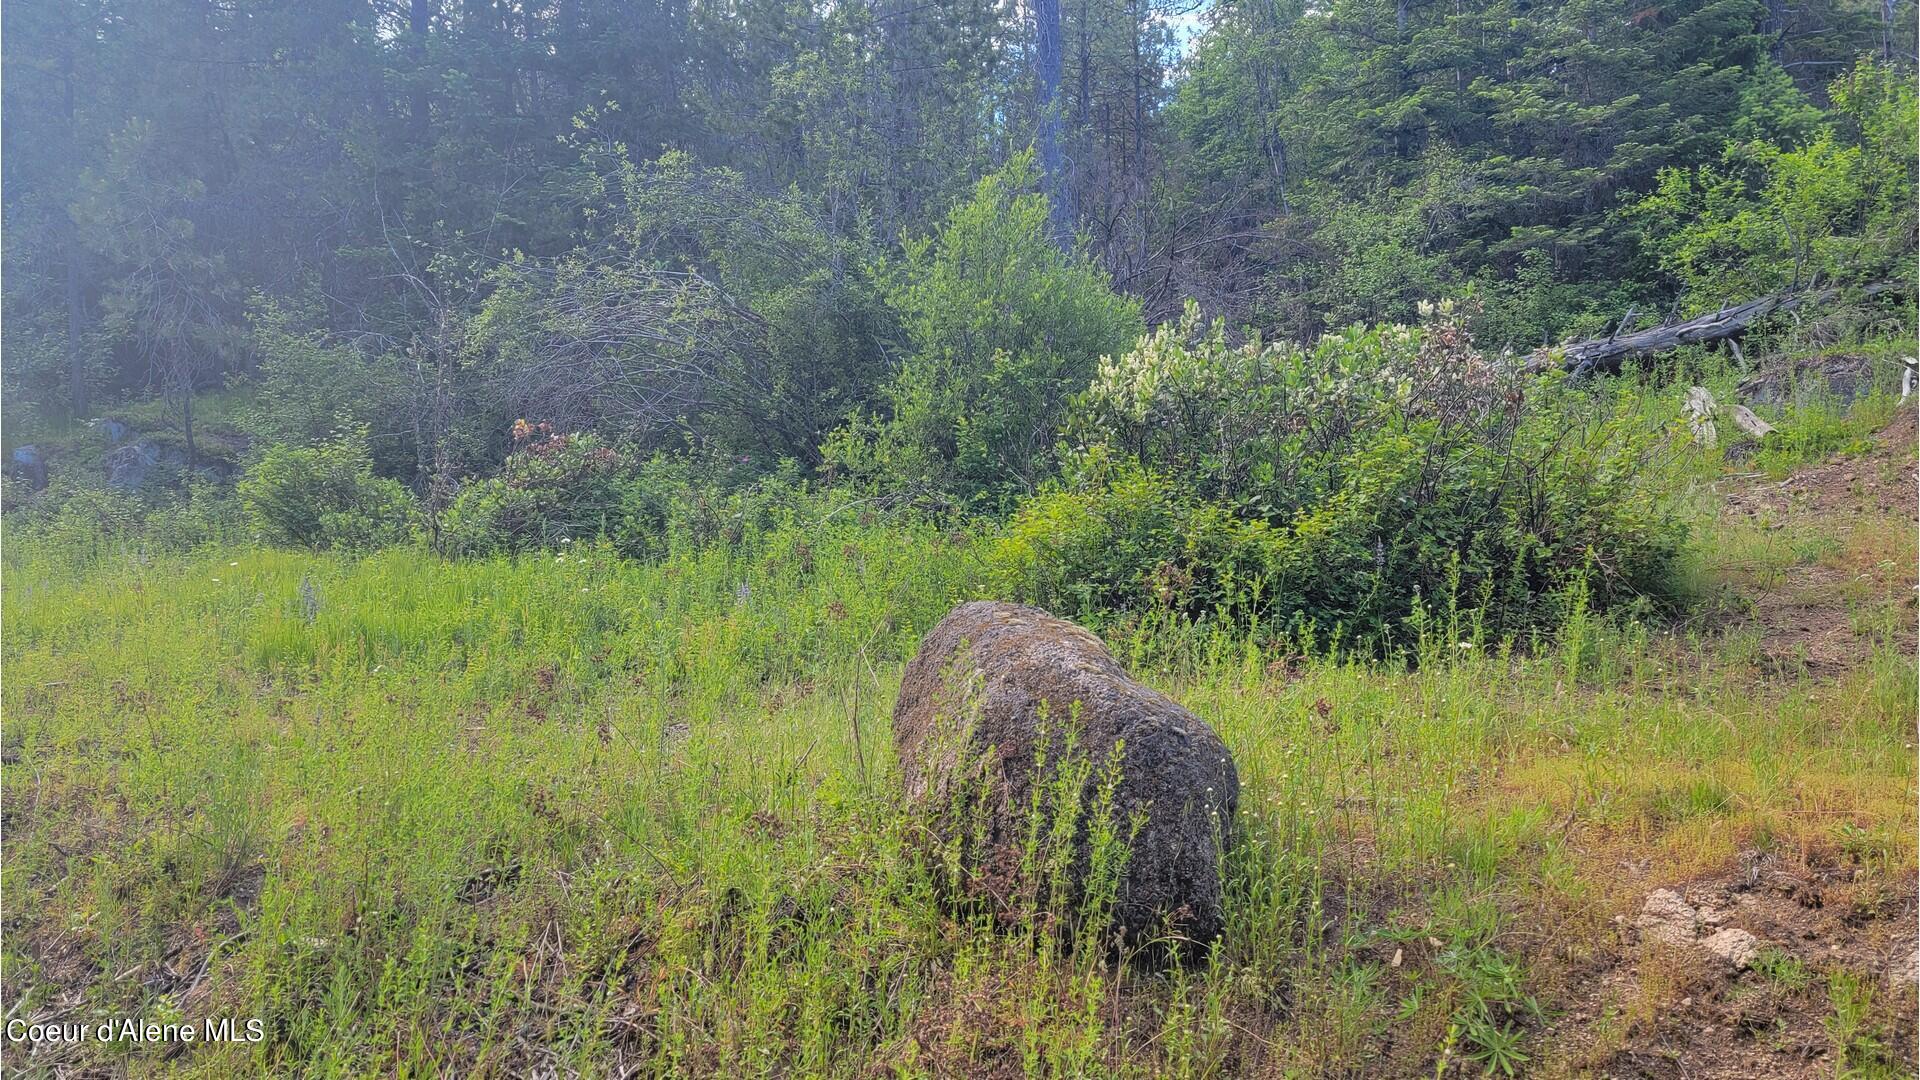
[242,294,418,476]
[438,422,816,558]
[644,459,812,555]
[993,302,1691,648]
[824,151,1143,509]
[467,151,896,471]
[5,475,248,567]
[1627,58,1918,307]
[237,431,417,551]
[1752,391,1898,479]
[438,425,633,557]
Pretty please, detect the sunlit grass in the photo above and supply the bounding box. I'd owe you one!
[2,371,1911,1076]
[3,508,1911,1076]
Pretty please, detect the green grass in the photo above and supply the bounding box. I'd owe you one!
[3,510,1913,1076]
[1753,391,1903,479]
[1825,970,1906,1079]
[3,364,1913,1076]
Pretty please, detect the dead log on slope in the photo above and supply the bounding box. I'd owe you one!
[1531,282,1909,376]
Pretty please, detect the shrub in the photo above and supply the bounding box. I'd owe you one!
[647,460,811,554]
[438,422,820,560]
[438,424,632,557]
[5,476,248,567]
[242,294,418,477]
[996,302,1690,648]
[824,151,1143,509]
[1752,391,1896,479]
[237,431,417,551]
[1626,58,1917,307]
[467,151,895,470]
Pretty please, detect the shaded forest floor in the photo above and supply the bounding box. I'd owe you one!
[2,404,1914,1078]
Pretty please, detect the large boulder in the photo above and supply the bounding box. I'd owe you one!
[893,601,1239,949]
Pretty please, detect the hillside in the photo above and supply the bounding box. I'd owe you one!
[4,393,1912,1077]
[3,2,1914,1074]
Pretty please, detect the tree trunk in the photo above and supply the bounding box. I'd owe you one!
[1393,0,1413,158]
[1759,0,1788,63]
[409,0,431,143]
[63,48,87,420]
[64,221,87,422]
[180,376,196,468]
[1132,0,1147,275]
[1034,0,1068,245]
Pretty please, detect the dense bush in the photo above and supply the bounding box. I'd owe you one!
[1629,58,1918,307]
[438,425,634,557]
[4,477,247,565]
[641,460,814,555]
[438,423,816,558]
[237,431,418,551]
[991,303,1691,647]
[242,295,419,477]
[824,152,1143,509]
[467,151,896,471]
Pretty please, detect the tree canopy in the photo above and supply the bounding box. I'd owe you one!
[3,0,1913,476]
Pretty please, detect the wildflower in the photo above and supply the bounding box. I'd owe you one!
[1456,641,1474,650]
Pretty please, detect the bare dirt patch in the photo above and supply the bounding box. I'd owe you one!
[1715,406,1917,676]
[1531,407,1919,1076]
[1541,848,1917,1078]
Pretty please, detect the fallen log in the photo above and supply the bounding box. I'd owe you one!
[1532,282,1908,375]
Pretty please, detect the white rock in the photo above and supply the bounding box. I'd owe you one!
[1888,941,1918,991]
[1701,928,1760,970]
[1636,888,1700,946]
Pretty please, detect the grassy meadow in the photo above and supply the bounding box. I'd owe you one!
[4,374,1915,1077]
[4,2,1915,1068]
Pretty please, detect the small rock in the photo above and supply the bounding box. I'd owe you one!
[1702,928,1761,970]
[105,439,183,490]
[1887,941,1917,991]
[1637,888,1700,945]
